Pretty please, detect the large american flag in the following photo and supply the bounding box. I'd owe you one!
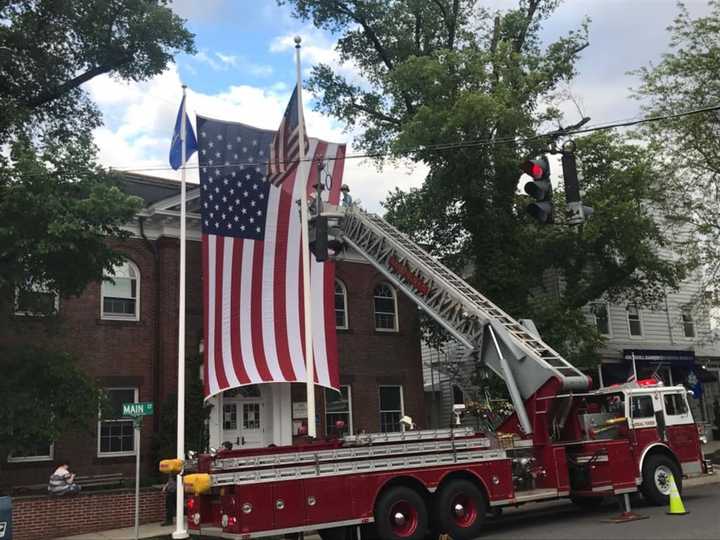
[198,115,344,398]
[268,85,308,186]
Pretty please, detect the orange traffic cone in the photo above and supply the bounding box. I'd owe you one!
[666,474,689,515]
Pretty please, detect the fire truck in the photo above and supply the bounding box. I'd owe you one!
[174,205,712,540]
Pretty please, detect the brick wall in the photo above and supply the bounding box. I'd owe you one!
[11,488,164,540]
[2,242,425,486]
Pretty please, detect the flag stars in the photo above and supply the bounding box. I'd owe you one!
[259,193,265,199]
[217,134,223,140]
[236,136,242,142]
[208,141,214,148]
[214,169,221,176]
[250,200,256,207]
[223,179,228,185]
[245,173,251,180]
[234,216,239,222]
[231,171,237,177]
[226,143,232,150]
[201,131,207,138]
[256,227,261,233]
[241,208,247,214]
[227,223,232,229]
[222,196,227,203]
[240,225,246,231]
[249,217,255,224]
[252,140,258,146]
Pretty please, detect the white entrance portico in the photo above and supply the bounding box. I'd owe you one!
[208,383,293,450]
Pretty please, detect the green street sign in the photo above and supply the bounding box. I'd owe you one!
[122,402,154,417]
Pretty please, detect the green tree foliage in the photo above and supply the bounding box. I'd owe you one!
[0,345,103,464]
[633,1,720,293]
[0,0,195,300]
[283,0,687,370]
[154,355,213,468]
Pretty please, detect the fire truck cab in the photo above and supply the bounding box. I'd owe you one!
[569,380,705,505]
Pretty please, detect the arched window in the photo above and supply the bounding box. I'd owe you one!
[373,282,397,331]
[335,279,348,329]
[101,260,140,320]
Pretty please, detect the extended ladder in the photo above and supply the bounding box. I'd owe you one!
[325,205,591,434]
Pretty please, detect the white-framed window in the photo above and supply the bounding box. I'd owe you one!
[590,302,610,336]
[7,442,54,463]
[681,307,695,338]
[325,385,352,436]
[335,279,348,329]
[98,387,138,457]
[14,281,59,316]
[374,282,398,332]
[627,305,642,337]
[101,260,140,320]
[379,385,404,433]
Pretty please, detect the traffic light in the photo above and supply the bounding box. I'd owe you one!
[561,147,593,225]
[521,155,553,224]
[309,214,329,262]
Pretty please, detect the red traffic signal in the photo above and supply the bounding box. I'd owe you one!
[520,157,550,180]
[520,155,553,224]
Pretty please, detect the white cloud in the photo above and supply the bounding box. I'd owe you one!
[87,64,423,211]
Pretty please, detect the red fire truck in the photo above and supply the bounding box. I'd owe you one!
[174,206,712,540]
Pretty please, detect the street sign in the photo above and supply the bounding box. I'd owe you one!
[122,402,154,417]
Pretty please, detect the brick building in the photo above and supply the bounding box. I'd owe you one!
[1,174,425,488]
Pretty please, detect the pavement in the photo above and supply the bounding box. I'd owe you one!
[58,443,720,540]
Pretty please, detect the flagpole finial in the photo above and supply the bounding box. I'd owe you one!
[294,35,302,47]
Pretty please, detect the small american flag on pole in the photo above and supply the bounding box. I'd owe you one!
[197,115,343,398]
[268,85,309,186]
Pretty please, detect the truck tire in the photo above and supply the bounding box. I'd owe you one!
[640,454,682,506]
[433,479,488,540]
[374,486,429,540]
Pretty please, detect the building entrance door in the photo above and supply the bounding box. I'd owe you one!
[221,386,266,449]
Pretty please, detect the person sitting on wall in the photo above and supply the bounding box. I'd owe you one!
[48,461,81,496]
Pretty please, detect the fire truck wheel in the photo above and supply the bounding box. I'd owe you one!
[375,486,429,540]
[640,454,682,506]
[434,479,487,540]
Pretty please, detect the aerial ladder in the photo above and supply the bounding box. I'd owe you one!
[321,204,592,436]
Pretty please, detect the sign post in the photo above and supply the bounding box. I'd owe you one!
[123,402,154,540]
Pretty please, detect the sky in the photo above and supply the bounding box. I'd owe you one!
[87,0,714,213]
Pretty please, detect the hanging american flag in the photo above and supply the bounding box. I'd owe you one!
[197,115,344,398]
[268,85,309,186]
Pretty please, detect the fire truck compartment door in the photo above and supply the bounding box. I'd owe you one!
[273,481,305,529]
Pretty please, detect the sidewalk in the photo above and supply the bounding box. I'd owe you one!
[57,522,174,540]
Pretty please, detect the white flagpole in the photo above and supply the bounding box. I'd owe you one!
[173,85,189,540]
[294,36,316,438]
[632,352,638,383]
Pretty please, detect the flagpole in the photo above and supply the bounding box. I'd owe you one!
[294,36,317,438]
[632,352,638,383]
[173,85,189,540]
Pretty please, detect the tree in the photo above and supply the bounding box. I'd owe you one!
[0,0,195,465]
[0,345,103,465]
[0,0,195,300]
[282,0,687,371]
[633,1,720,299]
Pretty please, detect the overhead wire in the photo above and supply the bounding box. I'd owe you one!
[112,102,720,175]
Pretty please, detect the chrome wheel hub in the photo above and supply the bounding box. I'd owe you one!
[654,465,672,495]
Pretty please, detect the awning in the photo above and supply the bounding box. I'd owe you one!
[623,349,696,366]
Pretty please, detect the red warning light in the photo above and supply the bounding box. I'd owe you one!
[520,159,545,180]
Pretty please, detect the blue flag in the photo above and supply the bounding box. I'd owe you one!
[169,96,198,170]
